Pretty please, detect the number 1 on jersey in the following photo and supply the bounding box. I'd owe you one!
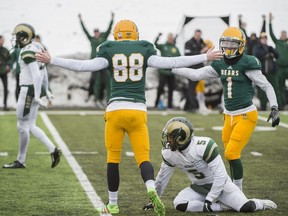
[226,76,232,98]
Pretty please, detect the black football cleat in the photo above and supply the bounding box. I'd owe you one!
[3,160,26,168]
[51,148,62,168]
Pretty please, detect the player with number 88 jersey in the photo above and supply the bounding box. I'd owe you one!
[35,19,223,216]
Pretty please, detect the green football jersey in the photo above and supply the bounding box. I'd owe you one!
[96,40,157,103]
[211,55,262,111]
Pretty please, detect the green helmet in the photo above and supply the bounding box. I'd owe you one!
[161,117,194,151]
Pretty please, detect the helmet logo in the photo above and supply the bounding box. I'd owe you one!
[117,32,123,40]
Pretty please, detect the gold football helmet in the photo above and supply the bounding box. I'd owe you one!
[113,20,139,41]
[161,117,194,151]
[12,23,35,48]
[204,39,214,49]
[219,27,246,59]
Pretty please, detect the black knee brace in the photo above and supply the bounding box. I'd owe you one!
[240,200,256,212]
[176,203,188,212]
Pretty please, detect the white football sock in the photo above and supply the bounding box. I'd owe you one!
[17,121,30,164]
[145,179,156,191]
[233,179,243,191]
[108,191,118,205]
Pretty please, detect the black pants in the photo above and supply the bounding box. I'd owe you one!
[15,73,20,101]
[184,80,198,111]
[88,69,108,101]
[0,73,8,108]
[154,74,175,108]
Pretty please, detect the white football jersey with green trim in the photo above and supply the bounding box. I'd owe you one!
[19,41,46,85]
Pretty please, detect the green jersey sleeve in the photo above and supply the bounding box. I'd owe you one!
[203,139,219,163]
[21,50,36,64]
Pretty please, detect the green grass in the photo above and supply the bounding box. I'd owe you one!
[0,111,288,216]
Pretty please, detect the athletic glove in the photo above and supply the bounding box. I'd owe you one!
[203,200,213,212]
[267,105,280,127]
[34,97,47,108]
[142,201,153,211]
[46,90,55,102]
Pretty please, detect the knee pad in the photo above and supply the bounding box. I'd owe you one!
[224,150,239,161]
[175,203,188,212]
[240,200,256,212]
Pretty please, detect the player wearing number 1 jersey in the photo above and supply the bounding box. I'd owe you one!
[172,27,280,191]
[35,19,222,216]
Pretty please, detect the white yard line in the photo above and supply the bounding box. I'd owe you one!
[258,115,288,128]
[39,112,109,215]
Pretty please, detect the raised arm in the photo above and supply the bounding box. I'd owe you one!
[102,12,114,40]
[269,13,278,43]
[172,65,219,80]
[36,50,109,72]
[148,47,222,68]
[260,15,266,35]
[78,14,93,40]
[154,33,163,50]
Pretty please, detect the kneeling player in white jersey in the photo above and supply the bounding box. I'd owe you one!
[143,117,277,213]
[3,23,61,169]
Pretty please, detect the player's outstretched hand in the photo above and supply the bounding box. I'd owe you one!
[206,46,223,61]
[142,201,154,211]
[36,50,52,64]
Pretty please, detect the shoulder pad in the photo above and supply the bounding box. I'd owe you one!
[194,137,219,163]
[243,55,262,70]
[139,40,155,48]
[21,49,36,64]
[96,40,111,53]
[203,139,219,163]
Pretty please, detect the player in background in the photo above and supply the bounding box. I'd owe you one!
[171,27,280,191]
[36,19,222,216]
[3,23,61,169]
[142,117,277,213]
[78,12,114,107]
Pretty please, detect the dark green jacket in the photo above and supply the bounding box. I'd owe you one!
[0,46,11,75]
[154,35,181,76]
[80,18,113,59]
[269,23,288,67]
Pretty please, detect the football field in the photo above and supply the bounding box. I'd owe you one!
[0,110,288,216]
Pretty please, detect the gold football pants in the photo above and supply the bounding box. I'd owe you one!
[104,110,150,166]
[222,110,258,160]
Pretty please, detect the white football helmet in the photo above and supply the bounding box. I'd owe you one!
[12,23,35,48]
[161,117,194,151]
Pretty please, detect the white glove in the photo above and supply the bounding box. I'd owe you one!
[46,90,55,102]
[34,97,47,108]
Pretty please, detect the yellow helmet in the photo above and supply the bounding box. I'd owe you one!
[204,39,214,49]
[219,27,246,59]
[113,20,139,41]
[12,23,35,48]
